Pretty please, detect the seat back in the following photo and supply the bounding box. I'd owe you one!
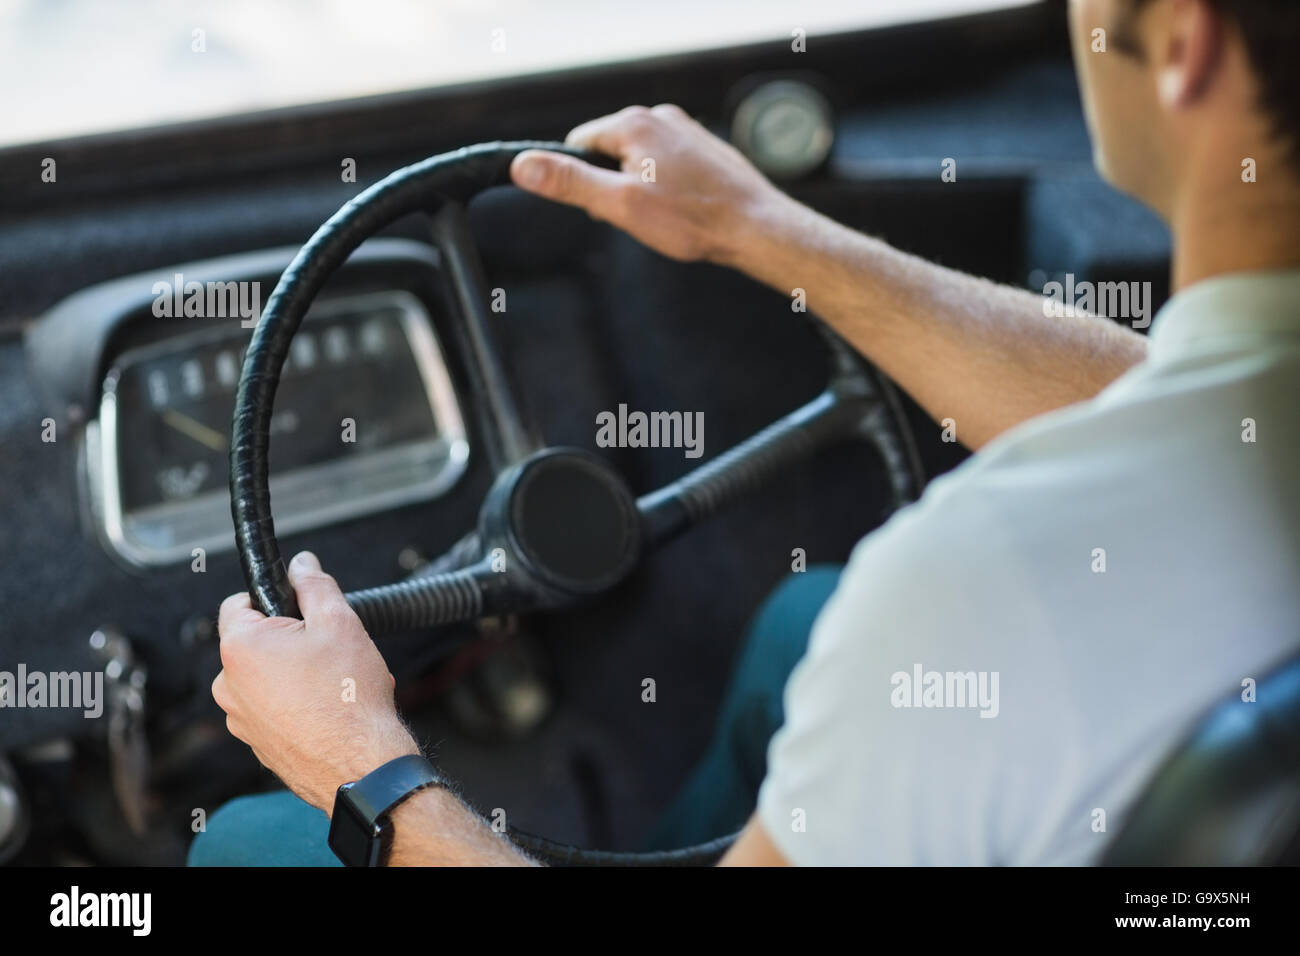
[1103,651,1300,865]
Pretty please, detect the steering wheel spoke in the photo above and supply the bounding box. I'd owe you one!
[637,361,924,550]
[428,201,541,470]
[638,388,865,548]
[346,557,511,633]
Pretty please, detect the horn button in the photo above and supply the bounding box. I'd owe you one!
[505,451,641,595]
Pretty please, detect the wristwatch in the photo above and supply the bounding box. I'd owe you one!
[327,753,447,867]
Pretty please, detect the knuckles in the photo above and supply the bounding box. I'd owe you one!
[217,629,251,671]
[610,181,642,220]
[542,156,574,198]
[650,103,687,121]
[315,602,362,638]
[292,568,340,594]
[210,673,231,712]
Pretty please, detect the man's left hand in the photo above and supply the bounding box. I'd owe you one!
[212,551,420,812]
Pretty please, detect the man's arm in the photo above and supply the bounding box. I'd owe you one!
[510,104,1148,449]
[385,788,535,866]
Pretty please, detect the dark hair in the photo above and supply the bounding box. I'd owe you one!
[1130,0,1300,166]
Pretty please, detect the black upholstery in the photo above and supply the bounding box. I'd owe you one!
[1103,651,1300,865]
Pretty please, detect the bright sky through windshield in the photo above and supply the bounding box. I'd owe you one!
[0,0,1038,148]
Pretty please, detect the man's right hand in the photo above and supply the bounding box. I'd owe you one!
[510,103,794,268]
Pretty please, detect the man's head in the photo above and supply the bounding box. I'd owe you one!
[1069,0,1300,218]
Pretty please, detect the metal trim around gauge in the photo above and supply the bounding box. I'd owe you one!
[730,78,835,181]
[89,289,470,568]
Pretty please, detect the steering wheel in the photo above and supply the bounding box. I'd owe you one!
[229,141,924,865]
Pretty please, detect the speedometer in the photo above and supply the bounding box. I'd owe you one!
[87,290,468,566]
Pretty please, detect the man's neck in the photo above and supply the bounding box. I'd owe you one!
[1169,157,1300,292]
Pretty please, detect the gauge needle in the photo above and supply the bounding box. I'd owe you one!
[162,409,228,452]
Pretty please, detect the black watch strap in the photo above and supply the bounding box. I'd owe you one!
[328,754,446,867]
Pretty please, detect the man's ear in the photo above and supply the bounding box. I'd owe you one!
[1157,0,1226,109]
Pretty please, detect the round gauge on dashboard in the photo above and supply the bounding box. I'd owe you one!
[87,289,469,567]
[730,79,835,181]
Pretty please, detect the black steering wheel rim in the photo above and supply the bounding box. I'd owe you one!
[228,141,926,865]
[231,141,605,618]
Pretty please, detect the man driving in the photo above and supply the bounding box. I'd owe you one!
[190,0,1300,865]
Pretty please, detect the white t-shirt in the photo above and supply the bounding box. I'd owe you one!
[757,269,1300,865]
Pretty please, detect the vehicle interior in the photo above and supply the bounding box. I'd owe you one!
[2,0,1294,867]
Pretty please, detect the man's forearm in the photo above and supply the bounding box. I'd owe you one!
[385,786,538,866]
[729,196,1149,449]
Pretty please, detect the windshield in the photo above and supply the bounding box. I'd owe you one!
[1,0,1038,148]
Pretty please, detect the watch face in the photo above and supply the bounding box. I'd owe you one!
[328,793,384,867]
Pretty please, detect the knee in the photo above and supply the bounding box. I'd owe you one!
[187,791,335,867]
[748,564,843,653]
[725,564,845,725]
[187,794,269,867]
[764,564,843,606]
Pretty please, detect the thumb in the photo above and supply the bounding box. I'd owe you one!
[286,551,353,622]
[510,149,628,220]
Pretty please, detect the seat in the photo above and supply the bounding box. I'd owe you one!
[1102,650,1300,865]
